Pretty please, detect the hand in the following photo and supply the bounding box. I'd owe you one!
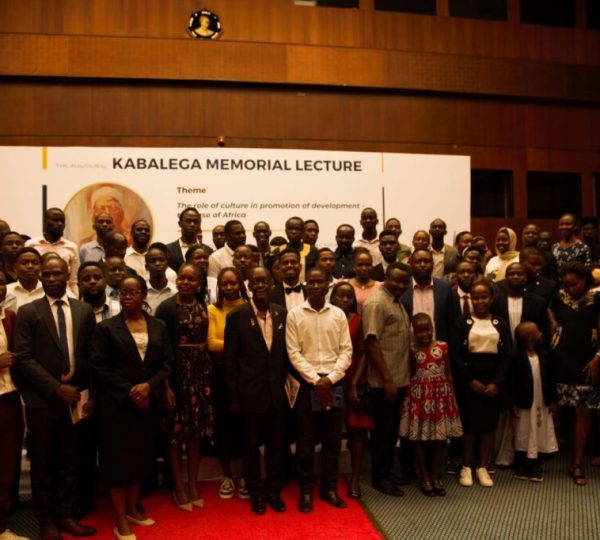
[512,406,520,419]
[315,377,332,393]
[583,357,600,385]
[0,351,16,369]
[55,384,81,405]
[164,386,176,412]
[484,384,498,398]
[130,383,151,409]
[82,399,95,419]
[469,380,486,395]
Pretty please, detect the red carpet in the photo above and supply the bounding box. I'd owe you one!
[75,481,382,540]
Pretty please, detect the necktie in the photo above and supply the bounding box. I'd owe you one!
[285,285,302,295]
[56,300,70,375]
[462,294,471,317]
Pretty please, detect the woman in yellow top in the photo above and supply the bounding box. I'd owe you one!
[207,267,248,499]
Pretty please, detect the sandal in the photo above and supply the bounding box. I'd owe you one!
[569,464,588,486]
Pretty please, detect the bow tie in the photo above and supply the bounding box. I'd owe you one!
[285,285,302,295]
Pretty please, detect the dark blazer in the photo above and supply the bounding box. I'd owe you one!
[510,348,556,409]
[91,312,173,405]
[166,240,213,272]
[155,295,207,403]
[442,245,460,276]
[224,302,288,414]
[14,297,96,409]
[491,290,551,347]
[524,276,557,307]
[450,315,512,388]
[401,277,454,342]
[2,308,19,388]
[269,283,307,310]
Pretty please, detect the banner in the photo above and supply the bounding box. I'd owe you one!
[1,147,470,248]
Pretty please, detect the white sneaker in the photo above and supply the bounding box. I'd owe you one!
[476,467,494,487]
[219,476,235,499]
[0,529,31,540]
[459,466,473,487]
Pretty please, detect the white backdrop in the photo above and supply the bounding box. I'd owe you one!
[0,147,470,247]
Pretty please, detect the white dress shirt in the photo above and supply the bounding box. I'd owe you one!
[286,300,352,385]
[4,281,45,312]
[208,244,235,278]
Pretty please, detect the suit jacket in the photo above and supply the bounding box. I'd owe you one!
[401,277,454,342]
[509,348,556,409]
[269,283,307,310]
[1,308,19,389]
[224,302,288,414]
[91,312,173,406]
[14,297,96,409]
[524,276,557,307]
[491,290,550,347]
[166,240,213,272]
[443,245,460,275]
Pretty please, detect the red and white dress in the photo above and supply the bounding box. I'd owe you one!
[399,342,463,441]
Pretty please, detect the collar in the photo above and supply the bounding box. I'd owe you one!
[40,236,65,246]
[413,277,434,289]
[430,245,445,255]
[302,299,330,314]
[47,293,70,306]
[457,286,469,297]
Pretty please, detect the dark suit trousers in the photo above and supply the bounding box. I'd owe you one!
[295,384,343,494]
[0,392,23,532]
[242,404,285,498]
[27,403,80,525]
[370,387,405,484]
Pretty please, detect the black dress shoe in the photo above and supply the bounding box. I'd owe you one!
[251,496,266,515]
[56,518,97,537]
[372,479,404,497]
[267,494,286,513]
[319,490,347,509]
[298,493,312,513]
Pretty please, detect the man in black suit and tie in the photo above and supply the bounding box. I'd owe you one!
[371,230,400,282]
[166,207,212,272]
[224,267,288,515]
[14,257,96,540]
[269,248,306,310]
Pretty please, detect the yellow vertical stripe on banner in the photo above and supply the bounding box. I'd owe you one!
[42,147,48,170]
[380,153,384,172]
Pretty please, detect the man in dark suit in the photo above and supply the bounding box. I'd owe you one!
[491,262,550,346]
[401,249,454,342]
[166,207,212,272]
[371,230,400,282]
[519,247,557,306]
[14,257,96,540]
[224,267,288,515]
[429,218,459,279]
[269,248,306,310]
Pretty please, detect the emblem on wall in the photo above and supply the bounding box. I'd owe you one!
[188,10,222,39]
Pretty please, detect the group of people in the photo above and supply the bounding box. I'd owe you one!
[0,206,599,540]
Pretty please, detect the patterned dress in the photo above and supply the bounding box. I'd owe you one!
[400,342,463,441]
[551,241,592,270]
[168,302,214,443]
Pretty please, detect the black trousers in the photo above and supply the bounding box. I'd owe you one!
[27,403,80,526]
[369,387,405,484]
[295,384,344,495]
[0,393,23,532]
[242,404,285,498]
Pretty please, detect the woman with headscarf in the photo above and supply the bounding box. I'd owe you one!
[485,228,519,283]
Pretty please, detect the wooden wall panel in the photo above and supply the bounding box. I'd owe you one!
[0,0,598,65]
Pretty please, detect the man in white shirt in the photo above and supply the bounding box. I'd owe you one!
[286,267,352,513]
[78,261,120,322]
[145,244,176,314]
[429,218,459,279]
[26,208,80,297]
[208,220,246,278]
[4,247,45,312]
